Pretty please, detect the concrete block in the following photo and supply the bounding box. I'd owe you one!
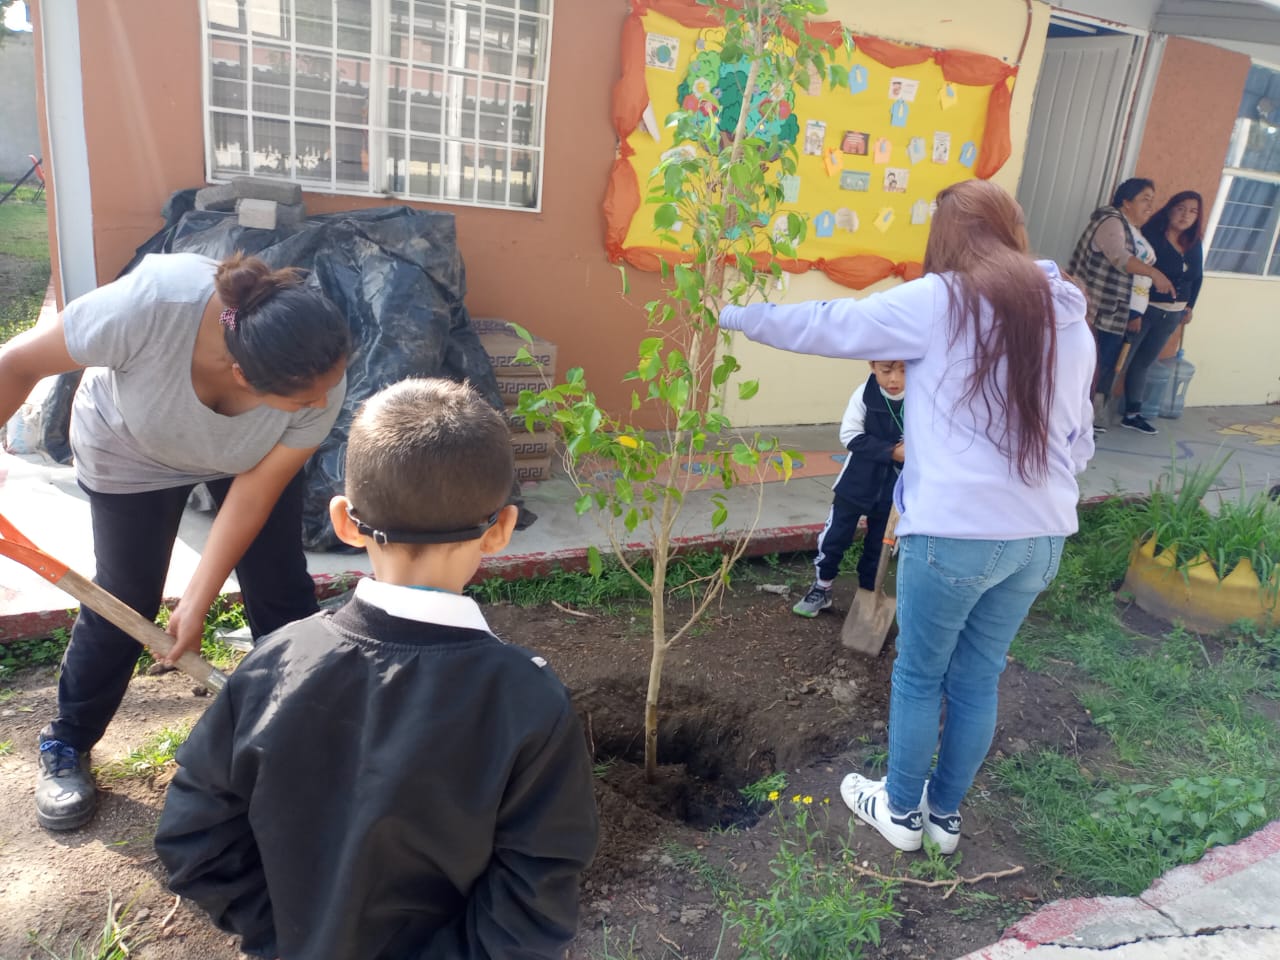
[237,198,278,230]
[194,182,237,212]
[232,176,303,205]
[1006,896,1182,948]
[276,201,307,228]
[473,317,558,376]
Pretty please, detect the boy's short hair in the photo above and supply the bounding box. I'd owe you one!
[345,378,513,537]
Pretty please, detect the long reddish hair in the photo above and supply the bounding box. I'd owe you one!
[923,180,1056,483]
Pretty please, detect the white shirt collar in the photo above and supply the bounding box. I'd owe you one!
[354,577,492,634]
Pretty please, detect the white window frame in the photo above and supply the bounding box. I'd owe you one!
[1203,56,1280,279]
[199,0,554,213]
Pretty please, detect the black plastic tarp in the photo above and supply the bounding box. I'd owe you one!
[41,195,519,551]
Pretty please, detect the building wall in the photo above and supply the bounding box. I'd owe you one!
[0,31,39,180]
[1133,37,1268,402]
[725,0,1053,427]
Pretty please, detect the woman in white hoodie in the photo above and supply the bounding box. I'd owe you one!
[720,180,1095,855]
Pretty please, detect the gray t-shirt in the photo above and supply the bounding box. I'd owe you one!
[63,253,345,494]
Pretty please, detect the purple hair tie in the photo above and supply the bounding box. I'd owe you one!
[219,307,238,331]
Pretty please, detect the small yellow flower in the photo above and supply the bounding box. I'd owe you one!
[767,790,780,801]
[792,794,801,803]
[803,795,813,805]
[823,797,831,804]
[617,435,639,448]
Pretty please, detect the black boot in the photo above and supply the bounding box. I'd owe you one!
[34,735,96,831]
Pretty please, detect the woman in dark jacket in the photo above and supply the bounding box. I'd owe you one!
[1118,191,1204,435]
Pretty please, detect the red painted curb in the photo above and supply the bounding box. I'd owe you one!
[1142,820,1280,908]
[1001,896,1148,946]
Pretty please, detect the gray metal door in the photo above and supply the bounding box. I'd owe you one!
[1017,34,1138,267]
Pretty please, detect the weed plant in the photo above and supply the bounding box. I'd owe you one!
[724,798,897,960]
[25,893,148,960]
[97,723,191,780]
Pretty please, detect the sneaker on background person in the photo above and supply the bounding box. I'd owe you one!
[1120,413,1158,435]
[841,773,923,852]
[792,582,834,618]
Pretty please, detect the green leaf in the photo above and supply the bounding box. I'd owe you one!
[738,379,760,401]
[731,443,758,467]
[616,263,629,295]
[654,203,679,230]
[574,494,593,516]
[507,321,534,344]
[587,545,603,579]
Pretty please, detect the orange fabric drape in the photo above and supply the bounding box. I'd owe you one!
[604,0,1019,289]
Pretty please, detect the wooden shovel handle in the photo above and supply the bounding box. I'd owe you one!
[0,516,226,693]
[871,505,901,597]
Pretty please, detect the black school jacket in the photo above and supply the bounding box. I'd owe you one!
[833,372,904,511]
[154,597,598,960]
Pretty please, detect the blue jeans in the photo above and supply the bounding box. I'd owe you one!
[1123,306,1184,415]
[885,534,1063,815]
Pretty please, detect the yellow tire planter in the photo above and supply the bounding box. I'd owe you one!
[1123,538,1278,634]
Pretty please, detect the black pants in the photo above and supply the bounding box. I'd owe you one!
[46,472,317,752]
[1123,306,1184,415]
[814,496,890,590]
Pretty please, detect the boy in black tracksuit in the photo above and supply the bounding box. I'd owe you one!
[794,360,905,617]
[154,378,598,960]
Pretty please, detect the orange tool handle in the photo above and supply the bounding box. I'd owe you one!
[0,514,227,694]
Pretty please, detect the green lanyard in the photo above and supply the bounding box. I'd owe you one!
[885,397,905,437]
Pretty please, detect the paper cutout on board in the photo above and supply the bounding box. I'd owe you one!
[874,208,895,233]
[889,78,919,102]
[939,82,958,111]
[781,174,801,203]
[911,200,930,225]
[805,66,824,97]
[835,208,859,232]
[645,33,679,70]
[890,100,909,127]
[907,137,926,164]
[959,141,977,168]
[804,120,826,156]
[873,137,892,164]
[883,168,908,194]
[773,215,791,243]
[932,132,951,164]
[841,130,870,156]
[840,170,871,192]
[639,102,661,140]
[814,210,836,238]
[823,148,842,177]
[660,144,696,164]
[848,64,869,94]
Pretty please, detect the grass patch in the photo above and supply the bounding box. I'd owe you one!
[995,499,1280,896]
[25,892,149,960]
[0,627,70,678]
[0,185,50,343]
[97,723,190,780]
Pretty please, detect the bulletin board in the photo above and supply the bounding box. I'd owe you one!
[604,0,1022,290]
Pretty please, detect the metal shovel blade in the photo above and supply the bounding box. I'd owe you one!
[840,586,896,655]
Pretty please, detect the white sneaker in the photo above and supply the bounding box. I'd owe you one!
[921,780,962,854]
[841,774,923,852]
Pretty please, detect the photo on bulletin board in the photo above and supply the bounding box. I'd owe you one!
[605,0,1020,289]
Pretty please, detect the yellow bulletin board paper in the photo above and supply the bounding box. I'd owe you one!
[603,1,1018,290]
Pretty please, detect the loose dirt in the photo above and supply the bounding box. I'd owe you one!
[0,560,1115,959]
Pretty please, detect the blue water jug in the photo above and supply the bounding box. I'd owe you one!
[1159,350,1195,419]
[1141,358,1175,421]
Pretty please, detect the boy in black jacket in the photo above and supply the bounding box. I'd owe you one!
[155,378,598,960]
[794,360,905,617]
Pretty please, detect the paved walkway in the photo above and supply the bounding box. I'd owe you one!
[957,821,1280,959]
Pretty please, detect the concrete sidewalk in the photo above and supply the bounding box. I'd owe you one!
[2,402,1279,640]
[956,821,1280,959]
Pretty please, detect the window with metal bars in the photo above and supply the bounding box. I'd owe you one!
[1205,64,1280,276]
[202,0,551,211]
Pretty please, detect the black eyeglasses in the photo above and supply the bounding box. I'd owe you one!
[346,505,500,545]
